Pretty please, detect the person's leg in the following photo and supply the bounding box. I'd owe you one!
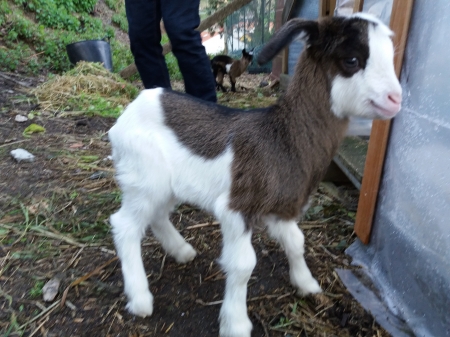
[125,0,171,89]
[161,0,217,102]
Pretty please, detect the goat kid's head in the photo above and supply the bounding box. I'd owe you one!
[258,13,402,120]
[242,48,254,66]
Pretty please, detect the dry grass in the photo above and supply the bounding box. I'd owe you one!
[31,62,138,114]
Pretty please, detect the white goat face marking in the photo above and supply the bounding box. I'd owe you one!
[331,21,402,119]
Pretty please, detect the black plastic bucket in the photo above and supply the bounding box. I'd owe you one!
[66,40,113,71]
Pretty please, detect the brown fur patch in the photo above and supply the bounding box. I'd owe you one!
[162,59,348,221]
[162,17,376,225]
[313,16,370,77]
[229,55,349,223]
[162,91,264,159]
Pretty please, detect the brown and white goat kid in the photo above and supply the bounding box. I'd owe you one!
[108,13,401,337]
[211,48,254,92]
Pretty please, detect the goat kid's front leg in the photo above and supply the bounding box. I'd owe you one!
[229,75,237,92]
[267,218,321,295]
[110,208,154,317]
[216,206,256,337]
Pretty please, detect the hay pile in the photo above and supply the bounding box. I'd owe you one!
[32,62,139,117]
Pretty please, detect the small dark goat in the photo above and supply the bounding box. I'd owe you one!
[211,48,254,92]
[109,13,402,337]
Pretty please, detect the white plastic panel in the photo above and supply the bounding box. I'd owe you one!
[348,1,450,336]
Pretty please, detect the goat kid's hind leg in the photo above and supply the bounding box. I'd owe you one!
[267,218,321,295]
[110,200,154,317]
[216,205,256,337]
[217,72,227,92]
[148,200,196,264]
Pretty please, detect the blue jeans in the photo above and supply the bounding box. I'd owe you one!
[125,0,217,102]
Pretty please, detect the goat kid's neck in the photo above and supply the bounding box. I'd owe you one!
[277,56,348,128]
[271,56,350,161]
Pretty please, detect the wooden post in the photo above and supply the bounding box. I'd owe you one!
[277,0,293,77]
[353,0,364,12]
[320,0,336,17]
[330,0,337,15]
[354,0,415,244]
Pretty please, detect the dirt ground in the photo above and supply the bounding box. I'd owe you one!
[0,69,389,337]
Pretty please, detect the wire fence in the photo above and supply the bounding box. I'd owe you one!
[224,0,276,72]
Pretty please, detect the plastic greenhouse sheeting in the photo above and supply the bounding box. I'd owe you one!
[343,1,450,336]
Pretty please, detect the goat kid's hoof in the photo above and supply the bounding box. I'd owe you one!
[174,243,197,264]
[126,292,154,317]
[294,278,322,296]
[219,319,252,337]
[219,323,252,337]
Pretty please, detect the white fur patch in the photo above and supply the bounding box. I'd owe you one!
[110,88,249,329]
[330,18,402,119]
[216,196,256,337]
[294,31,308,43]
[225,64,232,74]
[352,12,393,36]
[110,88,234,213]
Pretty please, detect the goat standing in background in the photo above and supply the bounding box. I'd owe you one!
[109,13,402,337]
[211,48,254,92]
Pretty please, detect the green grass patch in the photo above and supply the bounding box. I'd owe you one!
[161,34,182,81]
[112,12,128,32]
[0,0,131,74]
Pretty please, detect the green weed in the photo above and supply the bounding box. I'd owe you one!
[3,312,23,337]
[272,315,294,329]
[29,280,45,298]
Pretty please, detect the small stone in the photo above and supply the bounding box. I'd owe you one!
[69,143,83,149]
[10,148,35,162]
[89,171,108,180]
[259,80,269,88]
[15,114,28,122]
[43,277,61,302]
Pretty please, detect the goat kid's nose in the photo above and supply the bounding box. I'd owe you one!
[388,92,402,105]
[378,91,402,117]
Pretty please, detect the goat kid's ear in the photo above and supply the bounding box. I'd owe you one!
[257,19,319,65]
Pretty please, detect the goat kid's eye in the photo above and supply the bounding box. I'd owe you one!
[343,57,359,69]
